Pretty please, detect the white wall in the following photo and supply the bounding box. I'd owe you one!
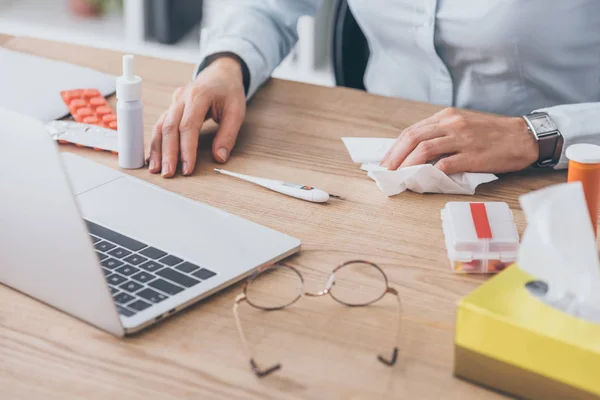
[0,0,334,86]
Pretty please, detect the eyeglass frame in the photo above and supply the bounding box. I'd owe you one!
[232,260,402,378]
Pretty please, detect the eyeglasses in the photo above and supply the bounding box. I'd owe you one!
[233,260,402,377]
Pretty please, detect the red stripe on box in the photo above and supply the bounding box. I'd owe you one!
[470,203,492,239]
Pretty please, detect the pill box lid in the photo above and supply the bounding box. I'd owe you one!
[441,202,520,262]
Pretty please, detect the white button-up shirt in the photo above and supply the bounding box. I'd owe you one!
[197,0,600,169]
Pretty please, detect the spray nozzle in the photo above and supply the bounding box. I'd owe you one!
[122,55,135,80]
[116,54,142,102]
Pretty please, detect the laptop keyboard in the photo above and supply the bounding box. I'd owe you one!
[85,220,217,318]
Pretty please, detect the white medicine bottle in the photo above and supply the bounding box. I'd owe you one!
[116,54,145,169]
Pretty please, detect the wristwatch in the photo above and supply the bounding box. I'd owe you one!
[522,112,564,168]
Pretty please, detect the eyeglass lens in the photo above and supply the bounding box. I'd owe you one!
[245,265,303,310]
[328,261,388,306]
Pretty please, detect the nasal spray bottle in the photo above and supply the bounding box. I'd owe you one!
[116,55,145,169]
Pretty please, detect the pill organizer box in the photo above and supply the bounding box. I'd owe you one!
[61,88,117,130]
[441,202,519,273]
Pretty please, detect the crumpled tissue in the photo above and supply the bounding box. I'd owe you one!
[519,181,600,322]
[342,137,497,196]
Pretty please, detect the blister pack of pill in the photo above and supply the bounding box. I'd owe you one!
[61,88,117,130]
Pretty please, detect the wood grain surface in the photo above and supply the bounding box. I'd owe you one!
[0,36,566,400]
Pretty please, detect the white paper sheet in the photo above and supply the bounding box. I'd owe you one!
[342,137,497,196]
[0,48,116,122]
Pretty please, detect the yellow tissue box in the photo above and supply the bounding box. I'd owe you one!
[454,266,600,400]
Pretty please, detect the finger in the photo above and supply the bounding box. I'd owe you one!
[212,99,245,163]
[434,154,470,175]
[400,137,458,168]
[382,108,456,164]
[178,92,211,176]
[161,98,186,178]
[147,111,167,173]
[381,124,445,170]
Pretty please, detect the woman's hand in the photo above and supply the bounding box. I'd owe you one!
[147,55,246,178]
[380,108,539,174]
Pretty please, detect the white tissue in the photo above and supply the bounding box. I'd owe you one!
[342,137,497,196]
[519,182,600,322]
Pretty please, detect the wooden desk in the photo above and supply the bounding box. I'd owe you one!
[0,36,565,400]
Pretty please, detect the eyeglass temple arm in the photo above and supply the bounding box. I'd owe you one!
[233,293,282,378]
[377,287,401,366]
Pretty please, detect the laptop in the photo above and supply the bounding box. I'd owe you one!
[0,108,301,336]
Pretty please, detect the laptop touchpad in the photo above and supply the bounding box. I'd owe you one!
[61,153,122,195]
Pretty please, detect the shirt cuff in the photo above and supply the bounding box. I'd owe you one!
[193,37,270,99]
[533,103,600,170]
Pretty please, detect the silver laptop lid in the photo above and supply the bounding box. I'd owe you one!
[0,108,124,336]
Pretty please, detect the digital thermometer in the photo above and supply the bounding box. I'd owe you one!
[214,169,341,203]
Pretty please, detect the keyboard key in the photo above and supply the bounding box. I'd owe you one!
[117,306,135,317]
[101,267,112,277]
[90,234,101,243]
[176,262,200,273]
[131,271,155,283]
[128,299,152,312]
[159,255,183,266]
[119,280,143,293]
[94,241,116,252]
[109,287,119,295]
[124,254,148,266]
[85,220,148,252]
[139,260,164,273]
[115,265,140,276]
[106,274,127,286]
[149,279,184,295]
[192,268,217,280]
[101,258,124,270]
[140,247,167,260]
[114,292,135,304]
[157,268,200,288]
[96,252,108,261]
[137,288,168,304]
[108,247,132,259]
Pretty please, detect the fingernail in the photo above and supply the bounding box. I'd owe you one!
[149,159,157,171]
[217,148,229,162]
[162,163,171,177]
[182,161,189,175]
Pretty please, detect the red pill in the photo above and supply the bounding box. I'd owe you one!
[83,89,101,99]
[90,96,107,109]
[102,114,117,123]
[96,106,112,117]
[62,90,83,103]
[83,116,99,124]
[76,108,93,118]
[69,99,87,110]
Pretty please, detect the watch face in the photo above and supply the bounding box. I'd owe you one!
[530,115,557,133]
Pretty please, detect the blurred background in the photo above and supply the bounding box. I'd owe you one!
[0,0,335,86]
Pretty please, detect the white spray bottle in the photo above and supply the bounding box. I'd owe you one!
[116,55,145,169]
